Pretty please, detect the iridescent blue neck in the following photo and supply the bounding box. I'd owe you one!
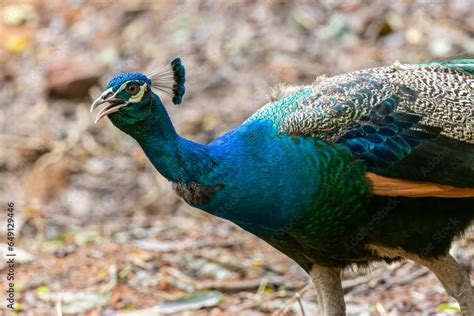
[132,96,212,183]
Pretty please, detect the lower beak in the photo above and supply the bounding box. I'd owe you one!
[90,89,128,123]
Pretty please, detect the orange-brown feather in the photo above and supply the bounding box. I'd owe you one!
[366,172,474,198]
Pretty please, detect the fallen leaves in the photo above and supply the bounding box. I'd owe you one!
[0,0,473,315]
[158,291,224,314]
[38,290,110,314]
[23,158,70,206]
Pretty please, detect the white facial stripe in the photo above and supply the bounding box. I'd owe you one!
[128,83,147,103]
[113,81,147,104]
[114,81,129,95]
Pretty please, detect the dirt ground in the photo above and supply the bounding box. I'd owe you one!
[0,0,473,315]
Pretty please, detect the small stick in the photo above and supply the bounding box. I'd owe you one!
[55,292,63,316]
[274,284,310,316]
[197,276,305,292]
[296,294,306,316]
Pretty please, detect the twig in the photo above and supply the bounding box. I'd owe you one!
[134,238,243,252]
[55,292,63,316]
[386,266,430,287]
[197,276,306,292]
[192,249,289,276]
[296,294,306,316]
[163,266,197,290]
[343,266,387,292]
[192,250,247,274]
[256,277,269,295]
[274,285,310,316]
[376,302,388,316]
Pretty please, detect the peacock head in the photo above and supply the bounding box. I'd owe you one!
[90,58,186,127]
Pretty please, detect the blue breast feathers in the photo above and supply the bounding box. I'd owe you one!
[198,120,324,236]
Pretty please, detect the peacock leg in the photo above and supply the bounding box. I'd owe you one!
[309,264,346,316]
[312,278,325,315]
[419,255,474,316]
[368,245,474,316]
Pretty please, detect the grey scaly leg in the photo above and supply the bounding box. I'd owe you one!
[421,255,474,316]
[368,245,474,316]
[309,264,346,316]
[312,279,326,315]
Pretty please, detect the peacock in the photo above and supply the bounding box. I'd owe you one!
[91,58,474,315]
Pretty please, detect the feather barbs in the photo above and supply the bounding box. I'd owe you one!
[147,58,186,105]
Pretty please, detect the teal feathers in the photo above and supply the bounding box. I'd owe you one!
[422,58,474,74]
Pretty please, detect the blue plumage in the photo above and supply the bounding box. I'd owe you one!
[91,59,474,314]
[204,120,325,235]
[106,72,151,90]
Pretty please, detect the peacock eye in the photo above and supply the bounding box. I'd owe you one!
[125,83,140,95]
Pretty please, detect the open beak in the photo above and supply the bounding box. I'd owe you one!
[90,88,128,123]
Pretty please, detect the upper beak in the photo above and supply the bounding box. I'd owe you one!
[90,88,128,123]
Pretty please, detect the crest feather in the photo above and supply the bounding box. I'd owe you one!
[148,58,186,105]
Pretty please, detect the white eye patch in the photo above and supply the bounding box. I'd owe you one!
[111,81,147,104]
[128,83,147,103]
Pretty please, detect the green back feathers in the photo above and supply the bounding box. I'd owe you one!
[422,58,474,75]
[246,88,312,128]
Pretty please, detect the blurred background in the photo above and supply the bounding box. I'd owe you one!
[0,0,473,314]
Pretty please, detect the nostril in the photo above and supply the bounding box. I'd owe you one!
[103,91,113,99]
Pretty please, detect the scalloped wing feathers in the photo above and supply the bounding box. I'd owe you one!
[278,61,473,144]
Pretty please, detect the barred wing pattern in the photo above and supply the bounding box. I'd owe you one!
[280,62,473,144]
